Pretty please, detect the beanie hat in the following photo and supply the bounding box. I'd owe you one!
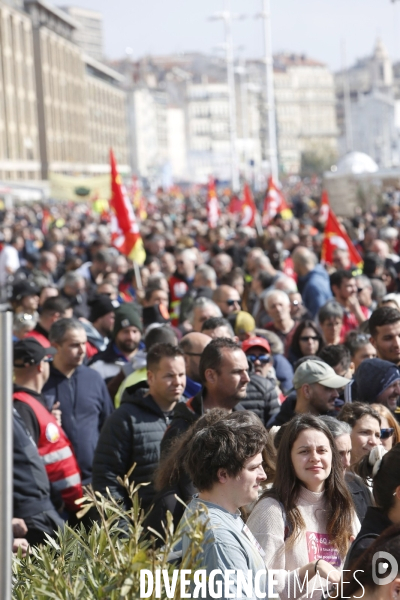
[355,358,400,404]
[113,304,143,338]
[89,295,119,323]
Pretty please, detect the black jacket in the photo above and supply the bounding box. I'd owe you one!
[346,506,392,568]
[345,471,372,524]
[92,382,184,511]
[160,389,245,457]
[267,391,337,427]
[42,364,113,484]
[240,374,280,425]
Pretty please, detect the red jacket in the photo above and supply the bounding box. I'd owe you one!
[168,273,189,325]
[13,391,83,512]
[25,330,51,348]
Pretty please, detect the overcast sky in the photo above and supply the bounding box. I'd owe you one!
[61,0,400,71]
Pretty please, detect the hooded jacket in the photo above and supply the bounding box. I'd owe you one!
[297,264,332,319]
[42,364,113,484]
[92,382,185,511]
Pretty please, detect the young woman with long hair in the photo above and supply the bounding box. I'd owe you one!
[247,414,359,599]
[288,320,325,366]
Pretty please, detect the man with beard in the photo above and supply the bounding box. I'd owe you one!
[160,337,250,455]
[354,358,400,418]
[89,304,142,384]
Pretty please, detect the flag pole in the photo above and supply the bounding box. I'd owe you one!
[254,212,264,237]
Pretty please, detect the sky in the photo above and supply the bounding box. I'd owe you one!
[60,0,400,71]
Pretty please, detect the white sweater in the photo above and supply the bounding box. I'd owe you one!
[247,486,360,599]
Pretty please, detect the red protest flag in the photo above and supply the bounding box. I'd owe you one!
[321,190,363,268]
[228,194,243,215]
[262,176,292,226]
[240,183,257,227]
[207,178,220,229]
[110,149,145,264]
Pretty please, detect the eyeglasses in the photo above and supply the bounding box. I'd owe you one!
[184,352,203,357]
[380,428,394,440]
[299,336,319,342]
[247,354,270,364]
[226,299,241,307]
[291,300,303,307]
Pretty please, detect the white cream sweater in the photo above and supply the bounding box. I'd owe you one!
[247,486,360,599]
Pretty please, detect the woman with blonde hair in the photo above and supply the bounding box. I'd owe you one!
[371,403,400,450]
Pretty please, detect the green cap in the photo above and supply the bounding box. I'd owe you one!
[293,359,351,390]
[113,303,143,338]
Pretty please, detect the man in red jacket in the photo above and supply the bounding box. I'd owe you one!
[13,338,83,519]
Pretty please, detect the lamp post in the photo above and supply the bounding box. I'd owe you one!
[256,0,278,180]
[209,1,245,191]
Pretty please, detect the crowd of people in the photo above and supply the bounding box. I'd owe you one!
[7,187,400,597]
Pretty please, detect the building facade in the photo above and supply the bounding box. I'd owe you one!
[273,54,338,174]
[0,1,40,180]
[61,5,103,62]
[0,0,129,182]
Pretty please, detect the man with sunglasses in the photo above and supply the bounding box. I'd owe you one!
[212,285,242,317]
[13,338,82,520]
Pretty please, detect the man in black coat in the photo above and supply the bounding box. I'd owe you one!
[161,338,254,456]
[92,343,186,511]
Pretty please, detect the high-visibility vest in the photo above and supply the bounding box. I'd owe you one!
[13,391,83,512]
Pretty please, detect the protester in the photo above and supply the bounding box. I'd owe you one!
[344,331,377,371]
[160,338,249,454]
[330,270,368,338]
[318,300,344,346]
[369,307,400,367]
[89,303,142,383]
[247,414,356,600]
[338,402,382,466]
[346,444,400,568]
[25,296,72,348]
[43,318,113,484]
[269,359,350,426]
[371,403,400,450]
[92,344,186,511]
[179,332,211,398]
[288,319,325,366]
[320,416,372,523]
[181,413,270,600]
[292,246,332,318]
[354,358,400,411]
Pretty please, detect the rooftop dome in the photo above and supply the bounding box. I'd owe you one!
[335,152,379,175]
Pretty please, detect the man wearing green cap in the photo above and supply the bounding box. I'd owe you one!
[268,359,351,427]
[89,304,143,385]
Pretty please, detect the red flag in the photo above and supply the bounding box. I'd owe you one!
[262,176,292,226]
[228,194,243,215]
[110,149,145,264]
[321,190,363,267]
[240,184,257,227]
[206,178,220,229]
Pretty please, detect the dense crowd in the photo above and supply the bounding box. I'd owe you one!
[7,186,400,598]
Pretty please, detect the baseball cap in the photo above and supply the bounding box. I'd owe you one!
[293,359,351,390]
[14,338,56,367]
[242,336,271,354]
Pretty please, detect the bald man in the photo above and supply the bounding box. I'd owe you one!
[212,285,241,317]
[292,246,332,318]
[179,332,211,398]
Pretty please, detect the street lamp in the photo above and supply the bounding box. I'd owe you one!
[208,1,246,191]
[256,0,278,180]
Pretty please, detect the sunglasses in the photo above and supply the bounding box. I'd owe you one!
[299,336,319,342]
[380,428,394,440]
[226,299,241,307]
[247,354,270,364]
